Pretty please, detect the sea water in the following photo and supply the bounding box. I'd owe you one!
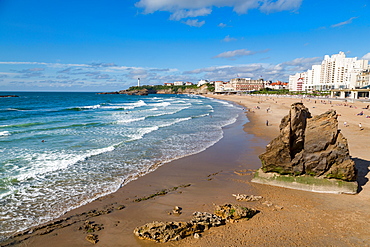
[0,92,242,239]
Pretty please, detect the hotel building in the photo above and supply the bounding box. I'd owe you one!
[289,52,370,92]
[215,78,265,93]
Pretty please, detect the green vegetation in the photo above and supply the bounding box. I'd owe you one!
[251,88,290,95]
[261,166,291,175]
[253,170,357,192]
[205,83,215,92]
[128,84,199,93]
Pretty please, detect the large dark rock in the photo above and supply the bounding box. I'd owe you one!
[259,103,356,181]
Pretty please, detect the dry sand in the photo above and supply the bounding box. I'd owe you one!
[3,94,370,247]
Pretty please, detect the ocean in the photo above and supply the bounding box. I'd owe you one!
[0,92,242,239]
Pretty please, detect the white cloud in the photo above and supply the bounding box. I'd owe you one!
[0,55,321,90]
[222,35,237,42]
[282,57,321,67]
[213,49,269,59]
[183,56,322,82]
[331,17,358,28]
[170,8,212,20]
[0,61,88,68]
[0,60,183,91]
[135,0,302,21]
[182,19,205,27]
[260,0,302,13]
[362,52,370,60]
[218,23,227,28]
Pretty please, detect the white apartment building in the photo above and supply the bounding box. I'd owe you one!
[356,70,370,88]
[289,72,306,91]
[173,81,185,86]
[197,79,209,87]
[289,52,370,91]
[215,81,235,92]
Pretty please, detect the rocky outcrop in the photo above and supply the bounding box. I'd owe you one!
[133,204,257,243]
[97,88,155,96]
[259,103,356,181]
[0,95,19,98]
[214,204,258,222]
[97,84,211,96]
[232,194,262,202]
[133,221,196,243]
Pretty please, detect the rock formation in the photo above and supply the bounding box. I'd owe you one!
[0,95,19,98]
[97,84,212,96]
[259,102,356,181]
[133,204,257,243]
[97,88,155,96]
[133,221,196,243]
[214,204,258,223]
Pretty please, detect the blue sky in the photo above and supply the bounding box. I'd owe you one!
[0,0,369,92]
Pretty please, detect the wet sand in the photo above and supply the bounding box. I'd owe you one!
[3,94,370,247]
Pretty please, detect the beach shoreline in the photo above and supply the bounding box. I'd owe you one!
[3,94,370,247]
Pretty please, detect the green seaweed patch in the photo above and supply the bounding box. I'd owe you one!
[325,171,350,181]
[134,184,191,202]
[261,165,291,175]
[252,169,357,194]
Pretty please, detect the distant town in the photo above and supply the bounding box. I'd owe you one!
[160,52,370,100]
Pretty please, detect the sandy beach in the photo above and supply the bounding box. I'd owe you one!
[3,94,370,247]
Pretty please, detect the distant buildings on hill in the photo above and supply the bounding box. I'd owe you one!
[164,81,194,86]
[162,51,370,98]
[163,78,289,93]
[289,52,370,92]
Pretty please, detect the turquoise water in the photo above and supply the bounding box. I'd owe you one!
[0,92,242,239]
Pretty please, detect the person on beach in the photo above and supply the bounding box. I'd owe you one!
[359,123,363,130]
[266,120,269,126]
[343,121,348,127]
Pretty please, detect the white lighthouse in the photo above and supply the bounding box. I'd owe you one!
[137,78,140,87]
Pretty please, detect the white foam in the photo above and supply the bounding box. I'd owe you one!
[123,100,147,109]
[145,106,191,118]
[126,126,159,141]
[224,116,238,127]
[115,117,146,124]
[81,104,101,109]
[158,117,192,128]
[196,113,210,118]
[0,131,10,136]
[9,144,119,183]
[149,102,171,107]
[6,108,22,111]
[100,105,123,109]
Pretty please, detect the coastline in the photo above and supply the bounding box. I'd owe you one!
[3,101,260,246]
[4,94,370,246]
